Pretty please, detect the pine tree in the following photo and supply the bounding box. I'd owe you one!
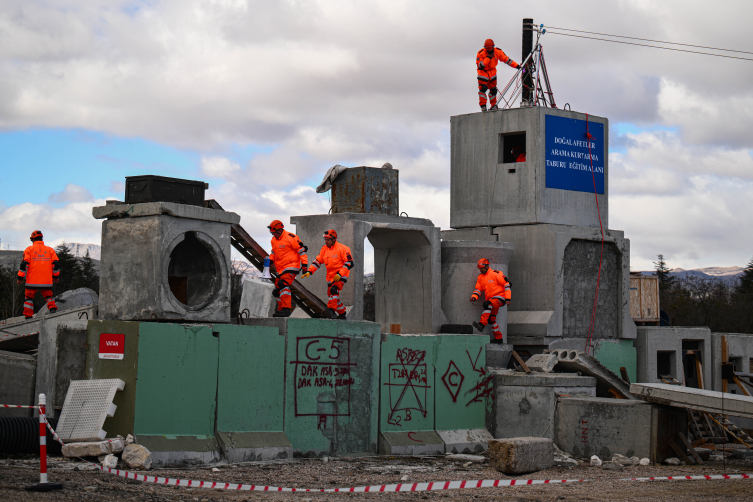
[53,242,81,295]
[79,249,99,293]
[738,256,753,296]
[653,254,675,293]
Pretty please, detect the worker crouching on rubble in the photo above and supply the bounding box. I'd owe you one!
[268,220,308,318]
[301,229,353,320]
[17,230,60,319]
[470,258,511,343]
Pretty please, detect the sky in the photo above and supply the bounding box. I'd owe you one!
[1,0,752,272]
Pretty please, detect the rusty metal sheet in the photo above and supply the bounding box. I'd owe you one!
[331,167,398,215]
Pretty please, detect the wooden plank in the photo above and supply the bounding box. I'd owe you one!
[641,276,659,320]
[695,357,704,390]
[678,432,704,465]
[629,276,641,319]
[668,438,695,465]
[733,376,751,397]
[620,366,631,384]
[608,388,627,399]
[512,351,531,373]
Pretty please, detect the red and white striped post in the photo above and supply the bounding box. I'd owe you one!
[25,393,62,492]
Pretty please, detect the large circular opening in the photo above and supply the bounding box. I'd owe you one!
[167,232,218,307]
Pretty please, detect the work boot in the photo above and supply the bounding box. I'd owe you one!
[472,321,486,332]
[324,308,338,319]
[25,316,33,320]
[490,336,505,344]
[49,307,57,313]
[337,313,347,320]
[273,308,292,318]
[490,105,499,111]
[480,105,487,112]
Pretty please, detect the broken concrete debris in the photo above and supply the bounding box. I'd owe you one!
[590,455,602,466]
[525,353,558,373]
[489,437,554,474]
[122,444,153,470]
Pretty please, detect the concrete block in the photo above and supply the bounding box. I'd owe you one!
[378,431,444,455]
[711,333,753,392]
[37,287,98,316]
[636,327,711,385]
[440,241,513,342]
[488,370,596,440]
[630,383,753,419]
[485,343,512,368]
[437,429,493,454]
[136,436,217,467]
[489,437,554,474]
[291,213,446,333]
[554,397,686,463]
[526,353,558,373]
[0,350,36,417]
[441,227,498,242]
[62,441,111,458]
[550,349,635,399]
[95,201,235,323]
[216,432,292,462]
[238,278,276,318]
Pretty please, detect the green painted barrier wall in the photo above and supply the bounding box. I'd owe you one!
[215,324,284,432]
[593,338,637,384]
[283,319,380,455]
[86,320,140,437]
[134,324,218,437]
[433,335,488,431]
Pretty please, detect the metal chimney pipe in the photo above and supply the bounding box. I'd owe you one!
[522,18,534,106]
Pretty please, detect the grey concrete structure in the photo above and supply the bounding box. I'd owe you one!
[636,327,712,386]
[711,333,753,392]
[630,383,753,418]
[0,350,36,417]
[291,213,446,333]
[378,431,445,456]
[487,370,596,440]
[216,431,293,462]
[238,278,276,318]
[137,436,221,467]
[36,288,98,317]
[440,241,514,342]
[437,429,493,454]
[554,397,686,463]
[489,437,554,474]
[550,349,636,399]
[94,201,239,323]
[526,353,558,373]
[485,343,513,368]
[450,107,608,230]
[0,304,97,338]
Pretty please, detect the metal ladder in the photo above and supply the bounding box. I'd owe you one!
[205,199,329,318]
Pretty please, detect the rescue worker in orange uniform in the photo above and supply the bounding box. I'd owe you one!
[17,230,60,319]
[512,145,526,162]
[477,38,520,112]
[268,220,308,317]
[470,258,511,343]
[301,229,353,320]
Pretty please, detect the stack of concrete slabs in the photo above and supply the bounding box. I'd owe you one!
[57,379,125,441]
[630,383,753,419]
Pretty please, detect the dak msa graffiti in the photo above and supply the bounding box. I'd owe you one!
[385,348,429,427]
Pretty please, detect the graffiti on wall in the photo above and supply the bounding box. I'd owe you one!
[385,348,429,427]
[463,348,494,406]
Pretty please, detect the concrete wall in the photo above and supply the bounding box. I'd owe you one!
[635,327,711,386]
[0,350,36,417]
[95,202,236,323]
[450,107,608,230]
[36,320,89,418]
[440,241,514,341]
[711,333,753,393]
[291,213,446,333]
[592,338,637,384]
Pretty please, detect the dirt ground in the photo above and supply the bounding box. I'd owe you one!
[2,454,753,502]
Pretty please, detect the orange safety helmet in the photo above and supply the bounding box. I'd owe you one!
[323,229,337,241]
[477,258,490,269]
[484,39,495,48]
[268,220,284,233]
[30,230,44,241]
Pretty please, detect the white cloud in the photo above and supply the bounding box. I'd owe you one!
[201,156,241,178]
[48,183,96,204]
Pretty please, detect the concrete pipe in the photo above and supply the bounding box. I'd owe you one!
[440,240,514,342]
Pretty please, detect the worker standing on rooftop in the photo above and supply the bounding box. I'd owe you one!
[17,230,60,319]
[470,258,511,343]
[268,220,308,317]
[301,229,353,319]
[476,38,520,112]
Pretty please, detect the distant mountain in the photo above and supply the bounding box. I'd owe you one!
[66,243,101,260]
[637,266,745,285]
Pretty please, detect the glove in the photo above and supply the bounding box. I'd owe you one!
[470,297,477,303]
[301,272,311,279]
[53,278,60,284]
[332,273,341,283]
[301,264,308,274]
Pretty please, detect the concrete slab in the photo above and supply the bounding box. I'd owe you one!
[37,287,98,317]
[0,350,36,417]
[437,429,493,454]
[489,437,554,474]
[378,431,444,455]
[488,370,596,440]
[0,304,97,338]
[526,353,558,373]
[630,383,753,418]
[238,278,276,318]
[485,343,512,368]
[550,349,635,399]
[554,397,686,463]
[136,435,221,467]
[216,432,292,462]
[636,327,711,385]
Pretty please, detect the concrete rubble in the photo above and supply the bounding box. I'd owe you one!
[550,349,635,399]
[488,437,554,474]
[62,439,124,458]
[525,353,558,373]
[122,444,153,470]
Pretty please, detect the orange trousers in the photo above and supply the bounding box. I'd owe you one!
[274,273,296,310]
[478,76,498,107]
[479,298,506,340]
[24,288,56,318]
[327,281,346,315]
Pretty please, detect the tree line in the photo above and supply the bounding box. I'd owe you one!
[654,254,753,334]
[0,244,99,319]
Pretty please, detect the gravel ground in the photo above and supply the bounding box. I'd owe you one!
[2,454,753,501]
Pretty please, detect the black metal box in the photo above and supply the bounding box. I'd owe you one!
[125,175,207,206]
[331,166,398,215]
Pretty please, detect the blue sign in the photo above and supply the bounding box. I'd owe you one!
[545,115,604,194]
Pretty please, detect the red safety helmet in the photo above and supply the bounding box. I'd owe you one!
[30,230,43,241]
[268,220,284,233]
[323,229,337,241]
[484,39,495,48]
[477,258,490,269]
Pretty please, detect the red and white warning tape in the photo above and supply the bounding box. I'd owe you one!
[37,418,753,493]
[1,404,39,409]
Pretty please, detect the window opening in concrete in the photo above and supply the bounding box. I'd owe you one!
[656,351,675,380]
[168,232,218,307]
[508,168,516,174]
[498,132,526,164]
[362,237,375,322]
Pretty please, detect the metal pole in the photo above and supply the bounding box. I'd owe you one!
[25,393,62,492]
[521,18,534,106]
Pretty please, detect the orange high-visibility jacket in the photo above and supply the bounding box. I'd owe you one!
[18,241,60,288]
[476,47,519,80]
[310,242,354,283]
[269,232,308,275]
[470,269,511,302]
